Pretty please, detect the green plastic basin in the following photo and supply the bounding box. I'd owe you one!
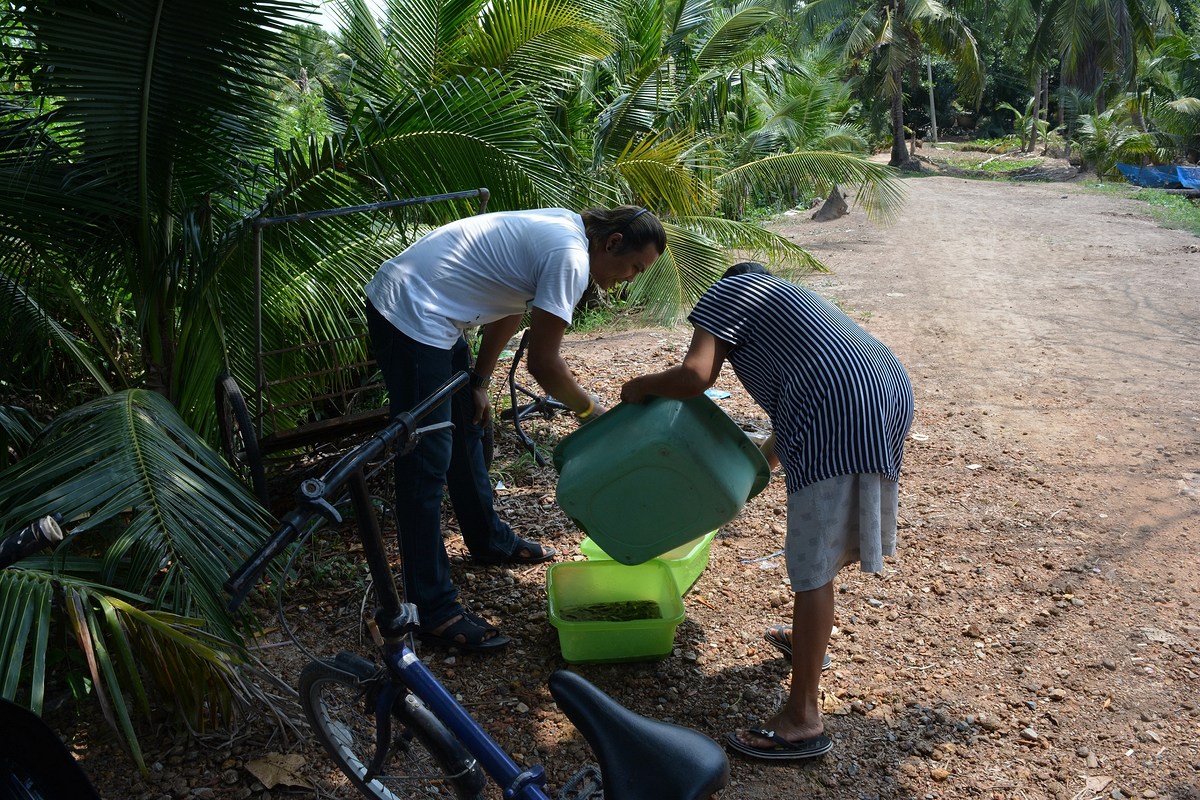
[580,531,717,595]
[553,395,770,565]
[547,560,685,663]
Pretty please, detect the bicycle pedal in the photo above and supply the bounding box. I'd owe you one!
[559,764,603,800]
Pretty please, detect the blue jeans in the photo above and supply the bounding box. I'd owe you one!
[366,301,518,629]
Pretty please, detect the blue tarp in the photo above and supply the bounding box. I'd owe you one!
[1116,163,1184,188]
[1177,166,1200,191]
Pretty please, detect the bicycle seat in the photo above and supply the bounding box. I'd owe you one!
[548,670,729,800]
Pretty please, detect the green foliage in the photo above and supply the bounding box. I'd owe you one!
[570,304,625,334]
[0,390,275,768]
[0,404,41,469]
[1086,183,1200,236]
[940,135,1025,152]
[1076,109,1157,178]
[997,98,1051,150]
[975,157,1044,172]
[802,0,985,165]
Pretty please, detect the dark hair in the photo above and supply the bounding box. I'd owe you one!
[581,205,666,255]
[722,261,770,279]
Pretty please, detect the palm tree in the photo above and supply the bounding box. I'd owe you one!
[1140,31,1200,160]
[0,1,321,407]
[1028,0,1177,115]
[1075,106,1156,176]
[802,0,985,166]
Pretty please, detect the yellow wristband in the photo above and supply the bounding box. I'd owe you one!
[577,397,595,419]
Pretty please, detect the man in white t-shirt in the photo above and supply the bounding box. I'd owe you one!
[365,205,665,651]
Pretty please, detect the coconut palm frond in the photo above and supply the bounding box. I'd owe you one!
[0,391,273,641]
[626,217,825,322]
[624,222,721,323]
[0,269,117,396]
[0,405,43,469]
[611,134,719,217]
[718,150,904,221]
[0,567,55,711]
[2,534,275,772]
[470,0,616,89]
[693,4,780,70]
[682,216,827,274]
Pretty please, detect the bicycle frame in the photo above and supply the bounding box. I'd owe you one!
[334,412,553,798]
[386,645,552,799]
[226,370,554,798]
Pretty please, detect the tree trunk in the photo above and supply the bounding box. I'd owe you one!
[1039,70,1049,151]
[1028,87,1040,153]
[889,62,908,167]
[926,56,938,143]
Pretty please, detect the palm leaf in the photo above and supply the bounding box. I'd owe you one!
[627,218,825,323]
[0,405,43,469]
[693,3,780,70]
[717,150,905,221]
[468,0,615,89]
[0,568,54,711]
[0,390,273,642]
[609,133,718,216]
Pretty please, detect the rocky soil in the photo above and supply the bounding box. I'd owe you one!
[64,168,1200,800]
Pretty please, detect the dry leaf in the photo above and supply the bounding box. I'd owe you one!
[246,753,310,789]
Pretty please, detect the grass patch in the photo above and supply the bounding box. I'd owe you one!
[1084,182,1200,237]
[935,136,1023,153]
[569,305,620,333]
[974,157,1043,174]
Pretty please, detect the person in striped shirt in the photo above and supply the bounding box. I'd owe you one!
[620,262,914,761]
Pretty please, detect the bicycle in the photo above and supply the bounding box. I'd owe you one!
[223,370,730,800]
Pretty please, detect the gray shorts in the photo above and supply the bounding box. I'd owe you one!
[784,473,899,592]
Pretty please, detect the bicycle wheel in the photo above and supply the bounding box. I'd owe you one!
[299,656,485,800]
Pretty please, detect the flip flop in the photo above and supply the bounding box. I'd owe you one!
[763,625,832,670]
[724,728,833,761]
[474,537,557,566]
[418,611,511,652]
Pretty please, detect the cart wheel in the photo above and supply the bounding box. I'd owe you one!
[215,372,268,505]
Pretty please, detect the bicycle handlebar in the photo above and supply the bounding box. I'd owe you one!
[0,514,64,570]
[224,371,470,612]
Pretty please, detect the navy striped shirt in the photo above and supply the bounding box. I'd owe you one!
[689,273,914,493]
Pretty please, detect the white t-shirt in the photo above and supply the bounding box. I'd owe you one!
[365,208,591,348]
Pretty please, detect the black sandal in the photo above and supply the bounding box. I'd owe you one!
[473,537,557,566]
[418,611,511,652]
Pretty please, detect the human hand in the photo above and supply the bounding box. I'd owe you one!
[579,400,608,424]
[620,378,649,405]
[471,386,492,425]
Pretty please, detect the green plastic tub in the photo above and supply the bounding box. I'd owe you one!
[579,531,717,595]
[553,395,770,565]
[546,560,685,663]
